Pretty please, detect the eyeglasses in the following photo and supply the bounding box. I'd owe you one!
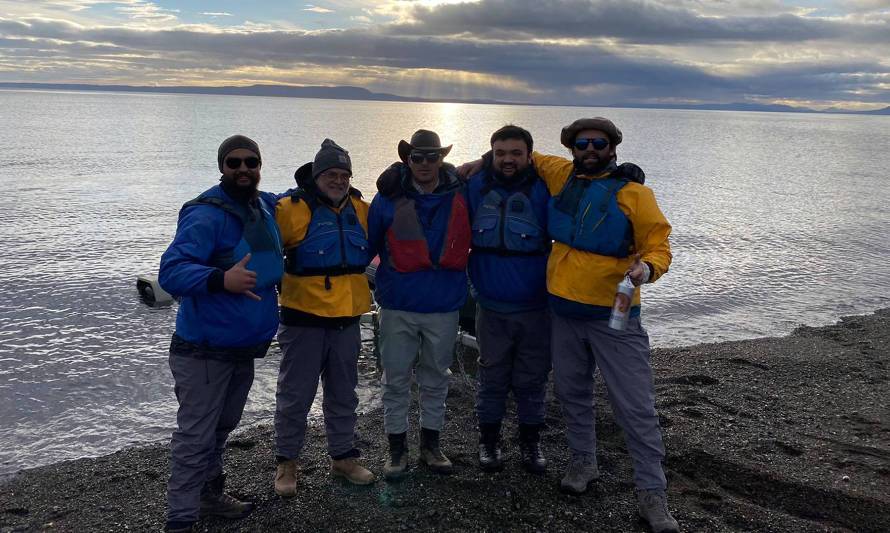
[409,151,441,164]
[318,170,351,182]
[225,156,260,170]
[574,138,610,151]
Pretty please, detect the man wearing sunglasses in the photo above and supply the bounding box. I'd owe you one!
[159,135,283,533]
[531,117,678,533]
[272,139,375,496]
[464,125,552,475]
[368,129,471,480]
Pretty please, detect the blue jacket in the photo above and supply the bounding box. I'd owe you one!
[368,165,469,313]
[466,169,550,313]
[159,184,282,352]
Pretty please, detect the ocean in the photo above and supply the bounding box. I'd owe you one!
[1,89,888,476]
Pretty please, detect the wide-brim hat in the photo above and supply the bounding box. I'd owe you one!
[560,117,623,149]
[398,129,453,163]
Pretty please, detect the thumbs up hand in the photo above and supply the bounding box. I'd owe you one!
[224,253,261,300]
[625,254,650,287]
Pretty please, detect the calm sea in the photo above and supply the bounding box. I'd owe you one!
[1,90,888,476]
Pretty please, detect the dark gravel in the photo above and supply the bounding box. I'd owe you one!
[2,310,889,532]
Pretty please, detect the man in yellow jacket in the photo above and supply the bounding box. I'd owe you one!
[273,139,375,496]
[533,118,679,533]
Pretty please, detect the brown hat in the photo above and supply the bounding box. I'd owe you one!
[398,129,453,163]
[560,117,622,149]
[218,134,261,172]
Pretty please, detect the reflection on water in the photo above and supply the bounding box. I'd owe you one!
[1,90,889,476]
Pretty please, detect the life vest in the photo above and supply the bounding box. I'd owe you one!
[385,192,471,273]
[471,175,549,256]
[547,173,633,257]
[181,194,284,289]
[284,190,370,278]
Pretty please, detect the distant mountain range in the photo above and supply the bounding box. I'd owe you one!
[1,82,888,115]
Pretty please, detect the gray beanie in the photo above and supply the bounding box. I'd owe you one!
[217,134,261,172]
[312,138,352,178]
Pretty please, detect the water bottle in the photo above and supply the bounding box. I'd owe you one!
[608,275,635,330]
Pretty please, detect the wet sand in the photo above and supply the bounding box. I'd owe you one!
[2,309,888,532]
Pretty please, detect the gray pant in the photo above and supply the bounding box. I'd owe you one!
[167,354,254,523]
[551,313,667,490]
[475,306,551,425]
[275,323,361,459]
[379,308,459,434]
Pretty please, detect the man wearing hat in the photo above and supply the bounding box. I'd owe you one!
[272,139,375,495]
[159,135,283,532]
[531,118,678,533]
[368,129,471,479]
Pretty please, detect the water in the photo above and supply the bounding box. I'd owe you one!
[1,90,888,476]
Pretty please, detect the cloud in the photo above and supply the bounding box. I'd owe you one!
[0,1,889,108]
[389,0,890,45]
[304,5,335,14]
[201,12,233,17]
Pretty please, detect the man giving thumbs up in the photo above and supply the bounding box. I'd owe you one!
[158,135,283,533]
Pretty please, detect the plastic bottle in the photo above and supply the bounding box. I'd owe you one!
[608,275,635,330]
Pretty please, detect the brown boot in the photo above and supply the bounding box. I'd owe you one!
[419,428,453,475]
[331,457,375,485]
[274,459,299,497]
[384,432,409,480]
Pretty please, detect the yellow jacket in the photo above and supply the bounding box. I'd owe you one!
[532,152,672,308]
[275,194,371,318]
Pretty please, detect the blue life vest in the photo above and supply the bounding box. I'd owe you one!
[547,174,633,257]
[182,195,284,290]
[284,191,371,278]
[471,178,549,256]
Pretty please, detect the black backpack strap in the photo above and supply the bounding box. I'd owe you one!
[182,196,247,223]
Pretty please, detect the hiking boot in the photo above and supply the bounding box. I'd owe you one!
[419,428,453,475]
[478,422,503,473]
[559,453,599,494]
[518,423,547,474]
[274,458,299,497]
[164,521,194,533]
[384,432,409,480]
[637,489,680,533]
[199,473,254,519]
[331,457,375,485]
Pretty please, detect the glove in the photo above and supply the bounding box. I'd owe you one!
[376,162,405,197]
[615,162,645,184]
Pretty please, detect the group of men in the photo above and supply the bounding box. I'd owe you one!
[158,117,678,533]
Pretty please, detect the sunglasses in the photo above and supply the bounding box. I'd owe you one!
[225,156,260,170]
[409,151,442,164]
[574,138,610,151]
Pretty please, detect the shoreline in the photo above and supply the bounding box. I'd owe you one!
[2,310,888,532]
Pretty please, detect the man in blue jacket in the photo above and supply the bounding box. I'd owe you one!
[465,125,551,474]
[158,135,283,533]
[368,129,470,480]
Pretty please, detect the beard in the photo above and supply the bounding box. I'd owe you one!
[492,164,533,186]
[220,171,260,201]
[572,155,612,175]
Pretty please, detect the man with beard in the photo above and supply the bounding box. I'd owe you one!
[159,135,283,533]
[465,125,551,474]
[273,139,375,496]
[532,118,678,533]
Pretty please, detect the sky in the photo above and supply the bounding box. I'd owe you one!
[0,0,888,109]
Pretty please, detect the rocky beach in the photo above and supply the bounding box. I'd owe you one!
[2,309,888,532]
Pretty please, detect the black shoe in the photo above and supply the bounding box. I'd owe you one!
[199,474,254,519]
[518,423,547,474]
[165,521,194,533]
[478,422,503,472]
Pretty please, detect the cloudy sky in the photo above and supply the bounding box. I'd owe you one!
[1,0,888,109]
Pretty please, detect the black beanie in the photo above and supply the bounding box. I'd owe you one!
[218,135,261,172]
[312,138,352,179]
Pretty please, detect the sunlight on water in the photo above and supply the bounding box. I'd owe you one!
[1,90,889,475]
